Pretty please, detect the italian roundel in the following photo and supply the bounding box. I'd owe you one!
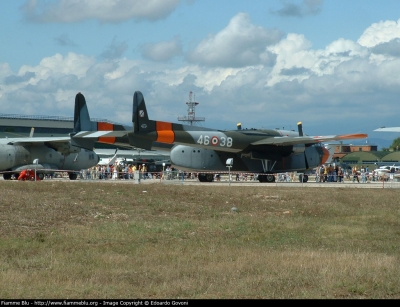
[211,136,219,146]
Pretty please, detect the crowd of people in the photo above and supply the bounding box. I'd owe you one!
[80,163,150,180]
[315,164,382,183]
[15,161,395,183]
[79,163,185,180]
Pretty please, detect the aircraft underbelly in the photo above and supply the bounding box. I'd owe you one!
[170,145,323,173]
[171,145,262,172]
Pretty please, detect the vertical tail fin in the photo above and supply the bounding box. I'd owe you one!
[131,91,158,150]
[133,91,151,132]
[71,92,95,149]
[73,92,92,133]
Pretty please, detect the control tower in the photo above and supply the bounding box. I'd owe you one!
[177,91,205,126]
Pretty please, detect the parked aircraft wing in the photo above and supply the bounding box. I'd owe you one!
[374,127,400,132]
[7,137,71,145]
[250,133,367,146]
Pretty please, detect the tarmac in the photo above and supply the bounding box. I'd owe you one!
[4,177,396,189]
[2,172,398,188]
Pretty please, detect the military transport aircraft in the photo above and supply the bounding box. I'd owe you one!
[71,91,368,182]
[0,93,100,180]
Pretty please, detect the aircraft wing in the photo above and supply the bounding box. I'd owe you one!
[6,136,71,146]
[250,133,368,146]
[5,136,84,155]
[374,127,400,132]
[72,131,129,138]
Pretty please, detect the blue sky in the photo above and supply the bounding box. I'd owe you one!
[2,0,400,148]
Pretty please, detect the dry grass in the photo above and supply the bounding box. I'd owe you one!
[0,181,399,299]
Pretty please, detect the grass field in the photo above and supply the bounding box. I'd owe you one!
[0,180,399,299]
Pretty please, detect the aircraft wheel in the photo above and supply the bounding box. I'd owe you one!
[258,174,275,183]
[69,172,78,180]
[198,174,206,182]
[198,173,214,182]
[205,174,214,182]
[3,173,12,180]
[266,174,275,183]
[38,173,45,180]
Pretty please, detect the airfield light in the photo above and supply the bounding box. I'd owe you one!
[33,159,39,181]
[226,158,233,186]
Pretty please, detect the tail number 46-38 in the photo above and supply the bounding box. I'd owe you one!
[197,135,233,147]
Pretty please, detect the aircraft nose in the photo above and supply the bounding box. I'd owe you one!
[321,147,330,164]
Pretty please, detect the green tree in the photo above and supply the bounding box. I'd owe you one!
[390,137,400,151]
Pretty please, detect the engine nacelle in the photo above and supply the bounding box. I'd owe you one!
[44,141,81,155]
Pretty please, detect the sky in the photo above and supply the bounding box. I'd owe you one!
[2,0,400,149]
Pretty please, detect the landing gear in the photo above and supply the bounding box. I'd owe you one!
[3,173,12,180]
[68,172,78,180]
[198,173,214,182]
[258,174,276,183]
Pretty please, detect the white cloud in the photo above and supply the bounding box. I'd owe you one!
[22,53,96,81]
[358,19,400,48]
[186,12,283,67]
[4,8,400,143]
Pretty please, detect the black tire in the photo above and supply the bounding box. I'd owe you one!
[198,173,214,182]
[205,174,214,182]
[3,173,12,180]
[266,174,275,183]
[198,174,206,182]
[69,173,78,180]
[258,174,275,183]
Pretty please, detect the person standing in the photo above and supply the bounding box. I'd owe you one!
[337,167,344,183]
[112,163,118,180]
[352,166,359,183]
[360,165,366,183]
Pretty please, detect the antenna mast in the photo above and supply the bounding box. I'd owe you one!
[177,91,205,126]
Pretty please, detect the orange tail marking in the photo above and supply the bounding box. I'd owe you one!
[156,121,175,143]
[321,147,330,164]
[97,122,116,144]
